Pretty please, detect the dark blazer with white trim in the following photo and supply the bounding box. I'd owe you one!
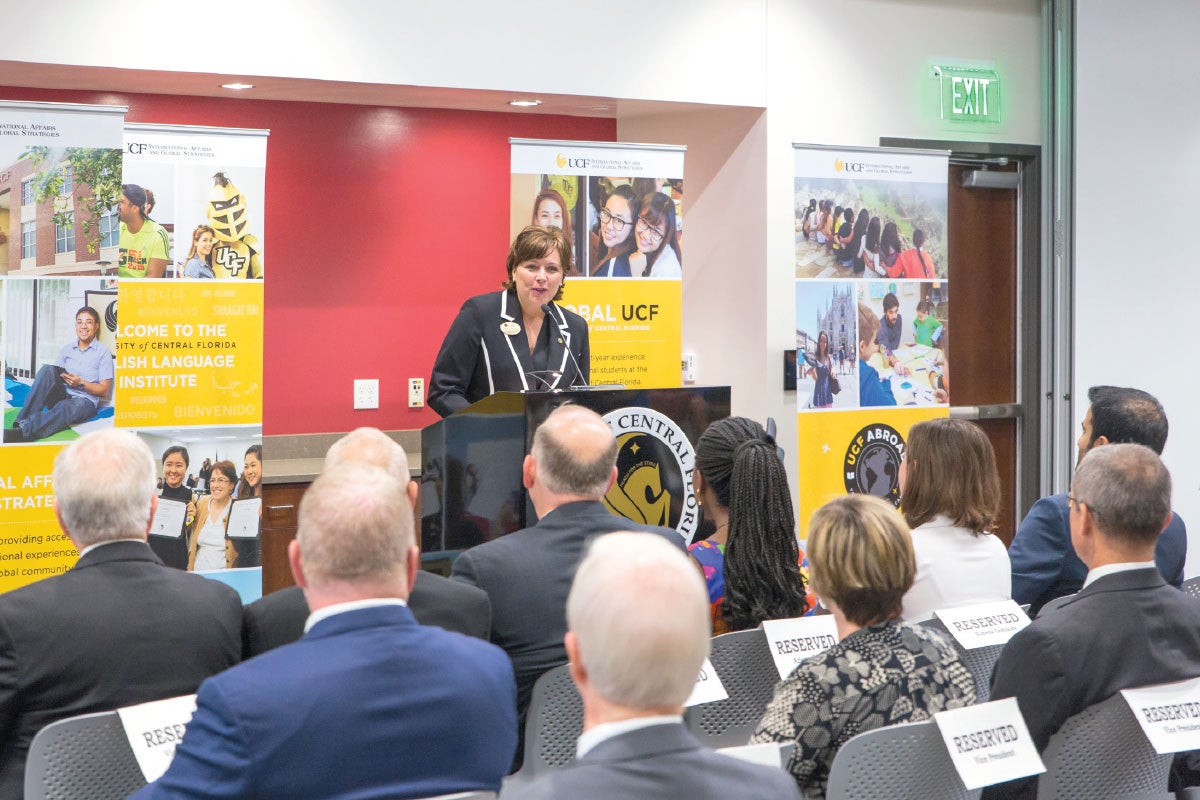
[429,288,590,418]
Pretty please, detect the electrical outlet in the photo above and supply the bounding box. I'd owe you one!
[681,353,697,383]
[353,379,379,410]
[408,377,425,408]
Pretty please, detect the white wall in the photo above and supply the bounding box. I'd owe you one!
[1075,0,1200,575]
[5,0,769,108]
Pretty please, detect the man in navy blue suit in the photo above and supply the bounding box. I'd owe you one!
[1009,386,1186,615]
[133,462,518,800]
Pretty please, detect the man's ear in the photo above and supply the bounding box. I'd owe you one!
[522,454,536,490]
[406,479,419,509]
[142,495,158,538]
[565,631,586,689]
[1091,435,1110,448]
[604,466,617,494]
[288,539,308,590]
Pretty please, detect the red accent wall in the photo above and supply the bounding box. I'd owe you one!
[0,86,615,433]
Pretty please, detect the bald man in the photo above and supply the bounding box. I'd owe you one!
[242,428,490,656]
[451,404,684,767]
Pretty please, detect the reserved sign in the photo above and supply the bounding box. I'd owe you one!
[684,657,729,707]
[934,697,1045,790]
[935,600,1030,649]
[761,616,839,679]
[1121,677,1200,754]
[117,694,198,781]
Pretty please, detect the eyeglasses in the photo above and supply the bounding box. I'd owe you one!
[599,208,631,231]
[636,216,666,245]
[1067,495,1098,516]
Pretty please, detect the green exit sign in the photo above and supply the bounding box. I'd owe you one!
[932,65,1001,123]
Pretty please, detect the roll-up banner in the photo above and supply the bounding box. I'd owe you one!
[1,114,267,600]
[510,139,685,389]
[119,124,267,601]
[1,101,126,590]
[792,143,950,532]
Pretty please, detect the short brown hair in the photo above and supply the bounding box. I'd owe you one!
[901,418,1000,533]
[858,302,880,346]
[806,494,914,626]
[502,225,573,301]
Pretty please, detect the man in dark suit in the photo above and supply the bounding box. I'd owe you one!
[500,532,800,799]
[133,462,517,799]
[1009,386,1186,615]
[452,404,684,765]
[985,443,1200,800]
[241,428,490,656]
[0,429,241,799]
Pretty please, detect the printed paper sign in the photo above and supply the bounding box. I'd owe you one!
[226,498,261,538]
[1121,677,1200,754]
[117,694,198,782]
[935,600,1030,649]
[717,742,795,769]
[150,498,188,539]
[761,616,839,679]
[934,697,1045,790]
[684,657,728,707]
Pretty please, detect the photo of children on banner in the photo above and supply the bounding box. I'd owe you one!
[4,278,115,443]
[795,280,858,411]
[794,173,947,280]
[857,285,948,407]
[585,176,683,278]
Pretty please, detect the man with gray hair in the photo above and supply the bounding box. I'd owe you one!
[452,404,684,767]
[501,533,800,799]
[985,443,1200,800]
[133,463,518,799]
[242,427,490,656]
[0,429,241,797]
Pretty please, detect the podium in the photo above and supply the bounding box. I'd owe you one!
[420,387,731,556]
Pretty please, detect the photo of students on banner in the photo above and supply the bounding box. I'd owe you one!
[122,125,266,280]
[4,278,117,444]
[857,282,948,407]
[584,177,683,279]
[795,280,858,411]
[138,428,263,600]
[794,145,948,281]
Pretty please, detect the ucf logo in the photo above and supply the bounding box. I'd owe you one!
[602,408,698,544]
[213,245,248,277]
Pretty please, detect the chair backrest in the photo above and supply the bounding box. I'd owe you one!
[1037,693,1171,800]
[415,793,497,800]
[1182,576,1200,600]
[513,664,582,780]
[25,710,146,800]
[683,628,779,748]
[918,618,1003,703]
[825,719,978,800]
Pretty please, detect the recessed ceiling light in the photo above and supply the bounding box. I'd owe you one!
[509,99,542,107]
[591,105,611,111]
[221,82,255,90]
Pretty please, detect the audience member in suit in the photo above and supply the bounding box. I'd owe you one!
[242,428,490,656]
[451,404,684,767]
[751,494,976,799]
[132,463,518,800]
[985,443,1200,800]
[1009,386,1186,615]
[501,532,801,800]
[0,430,241,799]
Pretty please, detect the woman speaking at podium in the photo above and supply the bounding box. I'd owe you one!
[429,226,590,417]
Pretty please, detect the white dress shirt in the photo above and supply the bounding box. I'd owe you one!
[902,514,1011,622]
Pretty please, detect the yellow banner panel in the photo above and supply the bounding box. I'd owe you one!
[796,406,948,535]
[0,522,77,593]
[114,282,263,427]
[0,444,59,525]
[562,280,681,390]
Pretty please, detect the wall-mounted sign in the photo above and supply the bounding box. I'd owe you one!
[932,65,1001,124]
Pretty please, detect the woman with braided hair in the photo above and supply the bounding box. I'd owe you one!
[688,417,814,633]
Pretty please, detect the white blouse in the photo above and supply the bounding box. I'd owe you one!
[901,514,1011,622]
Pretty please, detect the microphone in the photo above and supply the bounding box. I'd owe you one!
[542,303,590,389]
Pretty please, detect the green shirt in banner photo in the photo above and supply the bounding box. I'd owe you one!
[118,219,170,278]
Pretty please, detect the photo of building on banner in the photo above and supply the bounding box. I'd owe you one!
[510,139,685,389]
[0,101,125,278]
[794,144,948,281]
[122,124,267,280]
